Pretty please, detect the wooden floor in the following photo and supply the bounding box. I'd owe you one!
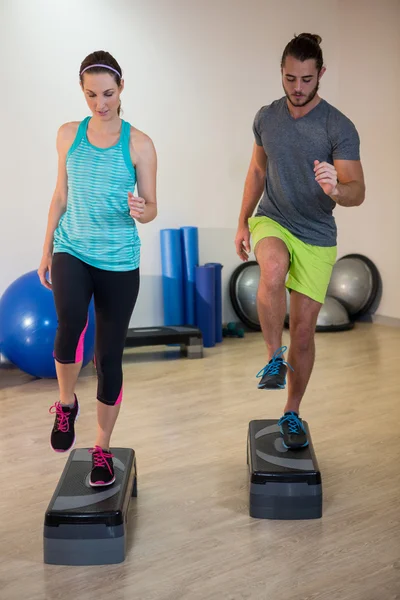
[0,322,399,600]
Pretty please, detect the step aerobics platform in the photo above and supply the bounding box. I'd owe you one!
[44,448,137,565]
[247,420,322,520]
[125,326,203,358]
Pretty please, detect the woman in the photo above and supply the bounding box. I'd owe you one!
[38,50,157,487]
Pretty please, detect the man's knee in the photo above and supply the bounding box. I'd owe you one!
[260,260,287,289]
[258,250,288,290]
[256,238,289,289]
[290,320,315,351]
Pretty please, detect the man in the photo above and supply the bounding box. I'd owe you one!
[235,33,365,449]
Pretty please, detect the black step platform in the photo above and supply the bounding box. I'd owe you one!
[125,326,203,358]
[247,420,322,520]
[44,448,137,565]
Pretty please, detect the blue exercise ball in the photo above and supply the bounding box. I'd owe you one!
[0,270,95,378]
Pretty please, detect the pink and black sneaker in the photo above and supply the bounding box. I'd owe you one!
[49,396,79,452]
[89,446,115,487]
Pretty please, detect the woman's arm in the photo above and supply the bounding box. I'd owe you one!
[42,123,79,253]
[128,128,157,224]
[38,123,78,288]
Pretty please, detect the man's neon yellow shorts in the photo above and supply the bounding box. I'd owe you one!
[248,216,337,304]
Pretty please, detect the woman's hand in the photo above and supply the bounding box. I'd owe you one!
[37,254,52,290]
[128,192,146,221]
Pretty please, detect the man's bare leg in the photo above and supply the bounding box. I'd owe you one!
[285,291,322,414]
[255,237,289,361]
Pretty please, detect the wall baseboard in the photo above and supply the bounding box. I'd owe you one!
[371,314,400,328]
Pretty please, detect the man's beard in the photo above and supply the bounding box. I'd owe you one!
[284,79,319,108]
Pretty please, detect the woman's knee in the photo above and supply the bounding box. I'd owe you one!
[96,355,123,405]
[55,316,89,363]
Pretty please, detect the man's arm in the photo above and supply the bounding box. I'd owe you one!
[235,143,267,261]
[330,159,365,206]
[238,143,267,225]
[314,159,365,207]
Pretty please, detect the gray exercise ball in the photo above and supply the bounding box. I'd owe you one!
[231,262,353,332]
[316,296,353,330]
[234,263,260,327]
[327,257,374,316]
[285,292,353,331]
[285,288,291,321]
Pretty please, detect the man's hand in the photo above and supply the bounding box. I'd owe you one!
[235,224,251,262]
[314,160,338,196]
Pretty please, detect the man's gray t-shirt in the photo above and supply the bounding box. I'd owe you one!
[253,97,360,247]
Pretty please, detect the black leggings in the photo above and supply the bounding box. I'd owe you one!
[51,253,140,405]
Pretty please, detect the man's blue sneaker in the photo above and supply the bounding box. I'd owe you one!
[256,346,293,390]
[278,411,309,449]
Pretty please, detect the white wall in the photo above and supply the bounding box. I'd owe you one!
[0,0,398,325]
[334,0,400,320]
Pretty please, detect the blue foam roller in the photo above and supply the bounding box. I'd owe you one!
[181,227,199,325]
[205,262,223,343]
[160,229,184,326]
[195,265,216,348]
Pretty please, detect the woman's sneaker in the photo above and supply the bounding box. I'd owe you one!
[89,446,115,487]
[49,396,79,452]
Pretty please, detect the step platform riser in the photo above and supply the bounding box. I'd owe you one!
[248,420,322,520]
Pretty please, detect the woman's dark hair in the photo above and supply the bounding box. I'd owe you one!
[281,33,323,72]
[79,51,123,115]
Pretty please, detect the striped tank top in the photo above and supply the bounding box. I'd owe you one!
[53,116,140,271]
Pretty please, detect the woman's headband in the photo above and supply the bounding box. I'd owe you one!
[80,64,121,78]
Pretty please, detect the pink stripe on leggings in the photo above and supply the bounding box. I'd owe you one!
[75,319,89,363]
[115,385,123,405]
